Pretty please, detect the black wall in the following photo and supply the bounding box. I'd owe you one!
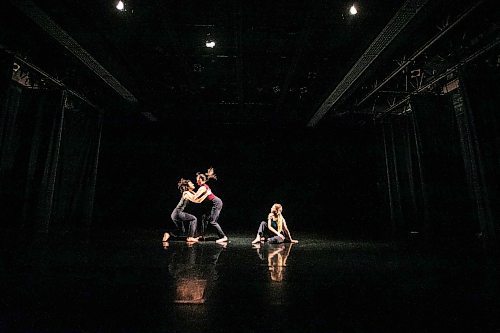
[94,122,387,239]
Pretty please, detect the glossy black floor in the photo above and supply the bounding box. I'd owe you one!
[1,229,499,333]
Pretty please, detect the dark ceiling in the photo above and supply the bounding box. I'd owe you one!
[1,0,499,127]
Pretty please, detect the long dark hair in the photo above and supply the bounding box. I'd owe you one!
[177,178,192,193]
[196,167,217,183]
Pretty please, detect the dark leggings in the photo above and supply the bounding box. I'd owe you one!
[257,221,284,244]
[171,209,197,238]
[207,197,226,238]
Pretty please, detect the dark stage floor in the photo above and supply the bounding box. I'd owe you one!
[1,230,499,332]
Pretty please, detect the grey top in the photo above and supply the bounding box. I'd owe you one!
[174,193,189,211]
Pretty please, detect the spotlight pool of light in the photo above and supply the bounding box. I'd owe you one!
[116,1,125,11]
[349,5,358,15]
[206,41,216,48]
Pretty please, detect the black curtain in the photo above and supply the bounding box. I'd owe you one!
[49,95,102,232]
[381,114,425,241]
[411,94,475,244]
[460,63,500,250]
[0,60,102,234]
[380,93,478,247]
[0,85,63,231]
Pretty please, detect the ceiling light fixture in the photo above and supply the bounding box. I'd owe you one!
[349,4,358,15]
[116,1,125,11]
[205,33,216,48]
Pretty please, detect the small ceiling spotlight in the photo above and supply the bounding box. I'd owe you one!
[349,4,358,15]
[116,1,125,11]
[205,33,216,48]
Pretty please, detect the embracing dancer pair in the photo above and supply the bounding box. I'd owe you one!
[163,168,228,244]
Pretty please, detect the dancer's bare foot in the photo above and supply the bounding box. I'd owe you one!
[186,237,200,243]
[216,236,228,243]
[251,237,260,244]
[162,233,170,242]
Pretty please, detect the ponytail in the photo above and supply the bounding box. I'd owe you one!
[197,167,217,183]
[206,167,217,180]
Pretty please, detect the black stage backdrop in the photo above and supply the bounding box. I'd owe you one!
[94,122,386,239]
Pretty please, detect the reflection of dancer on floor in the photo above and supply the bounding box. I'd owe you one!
[251,203,298,244]
[194,168,228,243]
[252,242,295,282]
[167,243,226,303]
[268,243,294,282]
[163,178,211,243]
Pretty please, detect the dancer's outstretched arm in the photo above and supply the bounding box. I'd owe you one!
[267,214,285,239]
[193,185,207,200]
[282,219,298,243]
[184,190,211,203]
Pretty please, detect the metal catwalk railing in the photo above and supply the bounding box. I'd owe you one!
[10,0,138,103]
[307,0,430,127]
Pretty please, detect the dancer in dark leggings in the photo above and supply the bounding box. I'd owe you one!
[194,168,228,243]
[251,203,298,244]
[163,178,211,243]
